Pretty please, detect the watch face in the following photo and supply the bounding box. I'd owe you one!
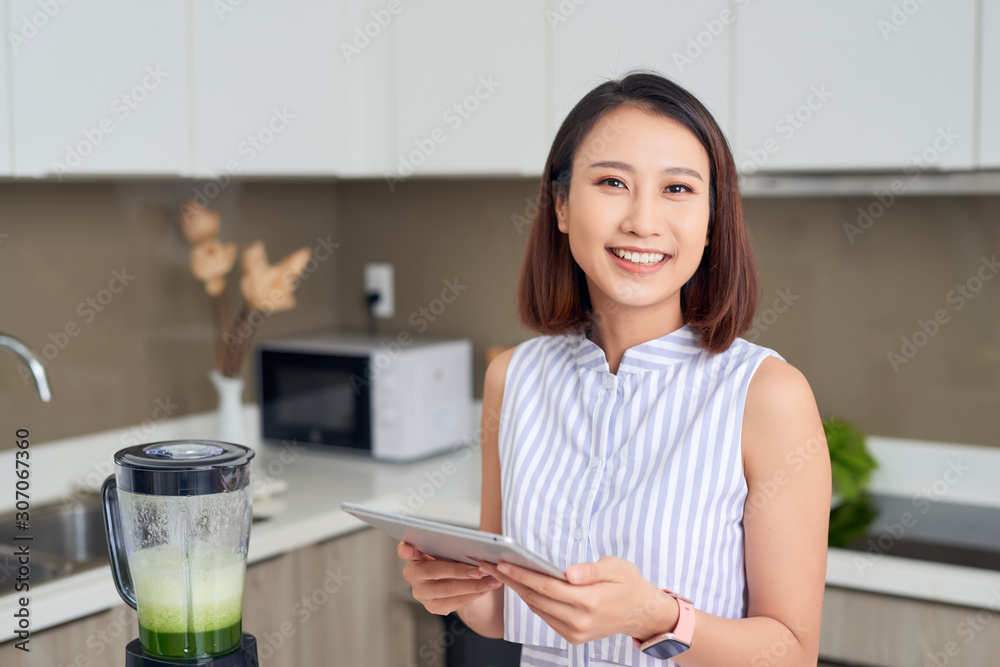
[644,637,691,659]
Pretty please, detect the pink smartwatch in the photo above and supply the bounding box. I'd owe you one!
[632,589,695,659]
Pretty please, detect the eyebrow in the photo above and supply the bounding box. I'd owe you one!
[587,160,704,183]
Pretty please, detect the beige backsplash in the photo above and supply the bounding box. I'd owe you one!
[1,179,997,450]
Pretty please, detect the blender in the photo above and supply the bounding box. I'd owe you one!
[101,440,259,666]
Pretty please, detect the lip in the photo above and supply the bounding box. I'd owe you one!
[606,247,671,274]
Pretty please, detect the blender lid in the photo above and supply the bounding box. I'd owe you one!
[114,440,255,496]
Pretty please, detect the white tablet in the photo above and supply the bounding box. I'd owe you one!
[341,502,567,581]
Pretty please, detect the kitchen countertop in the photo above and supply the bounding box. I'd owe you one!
[2,405,1000,643]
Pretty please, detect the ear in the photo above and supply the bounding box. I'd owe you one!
[555,191,569,233]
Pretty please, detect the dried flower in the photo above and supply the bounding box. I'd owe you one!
[180,201,221,244]
[239,241,312,312]
[178,202,315,377]
[190,239,238,296]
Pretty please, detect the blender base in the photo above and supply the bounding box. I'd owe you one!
[125,633,258,666]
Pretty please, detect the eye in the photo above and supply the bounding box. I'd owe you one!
[665,183,694,194]
[597,177,626,189]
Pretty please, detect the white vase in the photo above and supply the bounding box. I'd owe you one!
[210,370,246,446]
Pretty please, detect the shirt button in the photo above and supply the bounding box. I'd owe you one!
[602,375,615,390]
[588,456,600,469]
[573,527,585,540]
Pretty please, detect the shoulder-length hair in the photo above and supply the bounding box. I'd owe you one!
[518,70,758,354]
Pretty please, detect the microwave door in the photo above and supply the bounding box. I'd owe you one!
[260,350,372,452]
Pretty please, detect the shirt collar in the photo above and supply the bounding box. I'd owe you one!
[572,324,703,374]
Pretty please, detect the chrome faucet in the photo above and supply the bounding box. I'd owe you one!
[0,334,52,402]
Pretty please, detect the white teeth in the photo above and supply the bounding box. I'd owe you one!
[612,248,665,265]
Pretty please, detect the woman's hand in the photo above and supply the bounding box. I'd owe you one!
[398,542,503,615]
[479,556,679,645]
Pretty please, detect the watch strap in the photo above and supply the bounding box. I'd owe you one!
[631,588,695,655]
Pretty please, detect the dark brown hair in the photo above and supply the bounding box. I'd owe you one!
[518,70,759,353]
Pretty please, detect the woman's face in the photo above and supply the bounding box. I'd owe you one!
[555,105,711,321]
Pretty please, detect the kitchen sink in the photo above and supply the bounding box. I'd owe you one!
[22,498,110,564]
[0,498,107,595]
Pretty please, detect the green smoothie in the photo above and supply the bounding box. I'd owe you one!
[131,546,245,660]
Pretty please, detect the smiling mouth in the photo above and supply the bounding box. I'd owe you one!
[608,247,669,266]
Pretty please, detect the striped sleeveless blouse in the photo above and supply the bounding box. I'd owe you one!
[498,324,782,667]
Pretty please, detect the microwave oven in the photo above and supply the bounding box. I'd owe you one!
[256,333,472,461]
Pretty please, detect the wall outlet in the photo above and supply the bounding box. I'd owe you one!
[364,263,395,318]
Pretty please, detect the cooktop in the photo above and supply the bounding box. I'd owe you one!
[841,494,1000,571]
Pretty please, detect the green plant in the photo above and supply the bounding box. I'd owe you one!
[824,419,878,547]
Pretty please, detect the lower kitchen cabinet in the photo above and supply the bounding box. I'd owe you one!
[820,586,1000,666]
[0,600,138,667]
[0,528,440,667]
[290,528,422,666]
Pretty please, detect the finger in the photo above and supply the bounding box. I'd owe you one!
[565,560,603,585]
[485,562,574,601]
[406,558,487,584]
[397,541,435,561]
[479,563,577,620]
[418,575,503,601]
[423,590,496,616]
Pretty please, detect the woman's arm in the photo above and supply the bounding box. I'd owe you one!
[453,347,515,638]
[481,355,831,666]
[671,355,831,665]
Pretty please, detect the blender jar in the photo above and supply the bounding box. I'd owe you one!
[102,441,255,662]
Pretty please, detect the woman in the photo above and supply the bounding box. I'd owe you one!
[400,71,830,666]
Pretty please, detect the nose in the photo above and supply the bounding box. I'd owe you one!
[619,192,660,238]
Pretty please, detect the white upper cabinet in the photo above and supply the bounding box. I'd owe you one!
[9,1,190,178]
[550,0,732,148]
[338,0,396,178]
[392,0,547,178]
[734,0,977,172]
[0,5,12,175]
[980,0,1000,168]
[191,0,343,176]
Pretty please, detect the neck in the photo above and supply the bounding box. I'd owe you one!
[587,291,685,374]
